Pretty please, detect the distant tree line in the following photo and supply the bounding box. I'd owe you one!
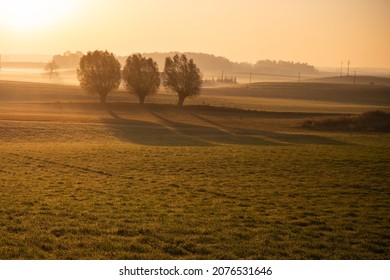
[118,52,252,73]
[253,60,317,75]
[203,76,237,86]
[76,50,202,106]
[53,51,84,69]
[52,51,317,75]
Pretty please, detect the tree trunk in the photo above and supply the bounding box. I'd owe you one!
[139,95,145,105]
[100,93,107,104]
[177,95,186,107]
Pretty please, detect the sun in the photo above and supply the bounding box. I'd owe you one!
[0,0,77,32]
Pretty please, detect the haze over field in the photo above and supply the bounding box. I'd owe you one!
[0,0,389,69]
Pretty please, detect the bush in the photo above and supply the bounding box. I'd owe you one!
[302,111,390,132]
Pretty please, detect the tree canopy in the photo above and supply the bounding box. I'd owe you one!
[163,54,202,106]
[122,54,160,104]
[77,50,121,103]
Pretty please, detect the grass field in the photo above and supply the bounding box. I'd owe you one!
[0,80,389,259]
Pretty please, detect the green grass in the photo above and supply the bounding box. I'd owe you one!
[1,138,389,259]
[0,80,389,259]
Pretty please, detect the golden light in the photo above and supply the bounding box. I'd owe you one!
[0,0,78,32]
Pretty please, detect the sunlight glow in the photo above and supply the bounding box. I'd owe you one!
[0,0,77,31]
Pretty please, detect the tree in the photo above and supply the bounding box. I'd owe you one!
[122,54,160,104]
[77,50,121,103]
[163,54,202,106]
[44,60,59,79]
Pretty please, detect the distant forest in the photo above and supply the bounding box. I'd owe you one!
[52,51,317,75]
[253,60,317,75]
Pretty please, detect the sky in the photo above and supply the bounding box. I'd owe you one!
[0,0,389,68]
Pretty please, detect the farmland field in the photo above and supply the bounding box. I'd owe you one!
[0,80,389,259]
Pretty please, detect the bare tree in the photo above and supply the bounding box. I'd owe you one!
[163,54,202,106]
[44,60,59,79]
[122,54,160,104]
[77,50,121,103]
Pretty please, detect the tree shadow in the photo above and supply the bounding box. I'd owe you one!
[190,113,346,146]
[101,104,346,147]
[142,108,277,146]
[102,107,211,146]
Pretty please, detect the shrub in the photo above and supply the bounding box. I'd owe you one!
[302,111,390,132]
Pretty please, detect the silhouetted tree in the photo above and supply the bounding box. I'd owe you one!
[44,60,59,79]
[163,54,202,106]
[77,50,121,103]
[122,54,160,104]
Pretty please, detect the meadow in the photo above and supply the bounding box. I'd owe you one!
[0,80,389,259]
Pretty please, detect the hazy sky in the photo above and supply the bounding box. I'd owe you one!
[0,0,389,68]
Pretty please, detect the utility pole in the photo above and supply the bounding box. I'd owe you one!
[354,70,356,85]
[347,60,350,77]
[340,61,343,77]
[249,71,252,85]
[298,72,301,83]
[221,70,224,81]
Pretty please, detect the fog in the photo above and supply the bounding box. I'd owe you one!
[0,67,79,85]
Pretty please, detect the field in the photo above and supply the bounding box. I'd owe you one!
[0,80,389,259]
